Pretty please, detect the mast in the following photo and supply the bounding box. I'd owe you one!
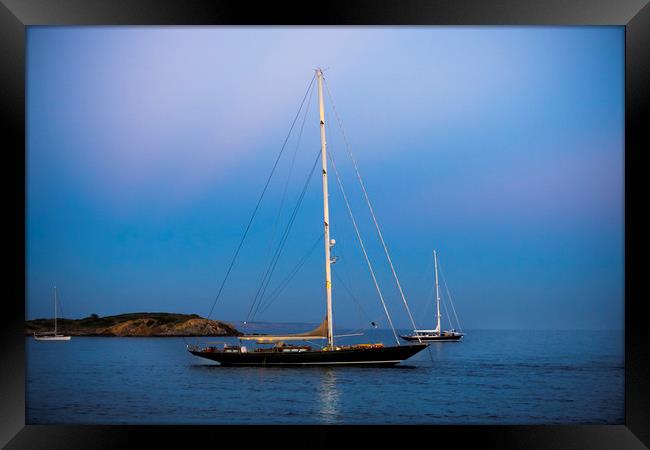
[434,251,441,334]
[316,68,335,348]
[53,285,58,335]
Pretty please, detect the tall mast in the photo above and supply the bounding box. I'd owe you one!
[316,68,335,348]
[434,251,441,334]
[54,285,58,335]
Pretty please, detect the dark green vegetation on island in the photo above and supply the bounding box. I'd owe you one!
[25,312,242,337]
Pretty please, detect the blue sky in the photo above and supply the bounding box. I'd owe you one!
[26,26,624,330]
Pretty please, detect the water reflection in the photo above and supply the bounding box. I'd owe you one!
[430,342,445,358]
[317,368,341,423]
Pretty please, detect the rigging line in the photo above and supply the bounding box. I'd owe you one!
[329,158,401,334]
[247,150,318,322]
[329,225,364,330]
[439,260,463,332]
[259,232,322,311]
[323,78,420,337]
[328,151,400,346]
[331,214,383,331]
[206,74,316,321]
[261,81,316,278]
[249,149,321,321]
[332,259,371,329]
[56,289,65,321]
[332,269,372,324]
[418,279,437,328]
[248,82,315,327]
[257,233,323,317]
[332,269,384,333]
[418,255,434,291]
[333,262,383,329]
[441,286,451,330]
[246,148,322,322]
[305,340,324,349]
[411,256,434,329]
[55,288,72,332]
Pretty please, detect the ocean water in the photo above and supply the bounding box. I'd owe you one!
[26,329,624,424]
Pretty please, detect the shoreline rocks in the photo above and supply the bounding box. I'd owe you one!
[25,312,242,337]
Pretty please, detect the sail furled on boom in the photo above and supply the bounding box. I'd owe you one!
[239,316,329,343]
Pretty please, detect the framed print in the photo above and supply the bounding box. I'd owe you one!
[1,0,648,448]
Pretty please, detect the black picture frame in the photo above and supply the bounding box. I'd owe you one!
[2,0,648,448]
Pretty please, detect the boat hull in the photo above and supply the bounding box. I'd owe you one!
[400,334,463,342]
[34,335,71,341]
[188,343,428,366]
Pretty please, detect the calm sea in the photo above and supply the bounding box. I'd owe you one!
[26,329,624,424]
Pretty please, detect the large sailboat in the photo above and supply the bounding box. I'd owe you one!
[34,286,71,341]
[188,69,428,366]
[401,250,464,342]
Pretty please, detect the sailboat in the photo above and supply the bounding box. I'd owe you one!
[187,68,428,366]
[34,286,71,341]
[400,250,464,342]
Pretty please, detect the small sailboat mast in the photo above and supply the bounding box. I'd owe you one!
[34,284,71,341]
[434,250,441,334]
[54,285,58,336]
[317,68,335,349]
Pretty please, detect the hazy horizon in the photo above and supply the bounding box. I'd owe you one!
[27,26,624,331]
[25,313,623,332]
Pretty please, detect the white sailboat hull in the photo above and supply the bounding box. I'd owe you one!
[34,334,71,341]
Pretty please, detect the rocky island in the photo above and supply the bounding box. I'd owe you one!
[25,312,241,337]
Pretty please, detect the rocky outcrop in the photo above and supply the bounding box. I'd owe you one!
[26,313,241,337]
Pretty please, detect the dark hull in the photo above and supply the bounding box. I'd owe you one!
[400,334,463,342]
[188,343,428,366]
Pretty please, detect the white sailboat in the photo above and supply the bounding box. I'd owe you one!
[34,286,71,341]
[401,250,464,342]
